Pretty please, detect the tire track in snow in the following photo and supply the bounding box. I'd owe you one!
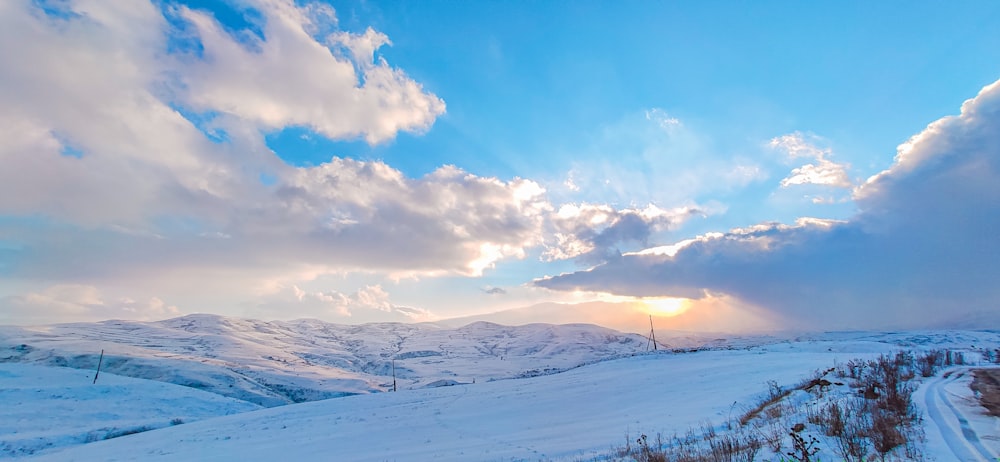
[937,372,998,461]
[924,370,997,461]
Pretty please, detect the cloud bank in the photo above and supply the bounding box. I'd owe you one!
[537,80,1000,330]
[249,284,434,324]
[543,203,710,264]
[0,1,708,324]
[0,285,180,325]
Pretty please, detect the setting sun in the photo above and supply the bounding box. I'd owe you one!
[639,297,689,317]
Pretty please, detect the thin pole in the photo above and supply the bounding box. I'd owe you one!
[93,349,104,384]
[649,315,658,351]
[391,359,397,392]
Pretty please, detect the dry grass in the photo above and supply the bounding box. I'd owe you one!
[739,381,792,426]
[971,368,1000,417]
[604,349,965,462]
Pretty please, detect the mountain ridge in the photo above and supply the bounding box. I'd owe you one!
[0,314,650,407]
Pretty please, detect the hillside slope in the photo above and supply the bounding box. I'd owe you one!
[18,331,1000,461]
[0,314,649,406]
[0,363,259,458]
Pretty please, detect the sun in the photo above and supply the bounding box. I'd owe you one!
[640,297,689,317]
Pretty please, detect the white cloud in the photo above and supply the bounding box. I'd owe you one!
[0,0,230,227]
[176,0,445,144]
[780,160,851,188]
[0,2,470,274]
[770,132,852,188]
[629,233,724,258]
[0,1,545,325]
[563,170,581,192]
[557,110,771,211]
[0,0,446,230]
[274,160,551,276]
[722,164,769,186]
[537,79,1000,330]
[0,285,179,325]
[644,108,681,130]
[5,159,552,289]
[250,284,434,323]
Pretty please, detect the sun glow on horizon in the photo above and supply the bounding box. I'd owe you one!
[638,297,690,317]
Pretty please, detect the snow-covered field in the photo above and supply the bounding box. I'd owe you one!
[1,317,998,461]
[0,364,259,458]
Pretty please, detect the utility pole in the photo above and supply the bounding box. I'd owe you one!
[648,315,658,351]
[93,349,104,384]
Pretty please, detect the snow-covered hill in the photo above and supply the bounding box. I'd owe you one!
[0,314,649,407]
[0,363,259,458]
[8,329,999,461]
[3,316,998,461]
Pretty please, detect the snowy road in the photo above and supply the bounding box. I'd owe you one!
[919,367,1000,462]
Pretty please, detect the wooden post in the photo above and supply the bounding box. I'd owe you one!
[93,349,104,384]
[391,359,397,392]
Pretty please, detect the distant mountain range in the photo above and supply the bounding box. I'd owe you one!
[0,314,651,406]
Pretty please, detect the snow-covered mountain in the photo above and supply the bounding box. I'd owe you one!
[4,328,998,461]
[3,315,999,461]
[0,314,650,407]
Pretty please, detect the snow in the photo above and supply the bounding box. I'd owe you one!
[918,367,1000,461]
[1,317,998,461]
[0,316,649,407]
[0,364,259,458]
[14,348,856,461]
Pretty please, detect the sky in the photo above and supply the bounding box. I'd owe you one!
[2,0,1000,332]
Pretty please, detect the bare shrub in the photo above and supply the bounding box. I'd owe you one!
[805,406,823,427]
[918,350,941,377]
[764,402,787,420]
[870,407,906,461]
[819,402,845,437]
[634,434,667,462]
[833,400,871,462]
[785,427,820,462]
[838,358,867,380]
[739,380,791,426]
[614,425,764,462]
[806,351,925,461]
[756,420,784,454]
[893,351,916,381]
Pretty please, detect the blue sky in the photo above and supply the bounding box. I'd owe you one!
[1,0,999,332]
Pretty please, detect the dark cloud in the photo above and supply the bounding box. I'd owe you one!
[481,286,507,295]
[537,80,1000,330]
[543,203,708,264]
